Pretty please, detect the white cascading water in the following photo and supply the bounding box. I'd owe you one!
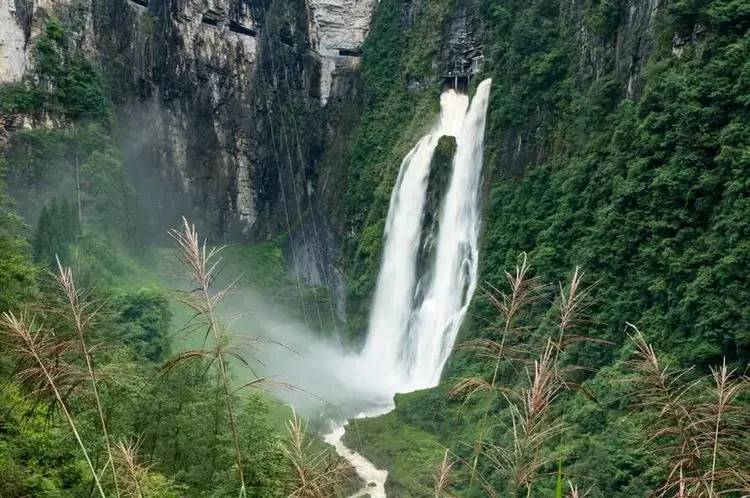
[362,78,492,392]
[324,80,491,497]
[359,89,470,393]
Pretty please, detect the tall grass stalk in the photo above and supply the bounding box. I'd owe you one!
[56,258,120,497]
[450,253,542,483]
[627,324,750,496]
[450,256,595,496]
[434,448,456,497]
[566,481,589,498]
[1,311,107,498]
[113,439,147,498]
[168,218,247,497]
[555,460,564,498]
[553,267,596,363]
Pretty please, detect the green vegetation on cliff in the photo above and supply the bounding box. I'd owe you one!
[342,0,750,495]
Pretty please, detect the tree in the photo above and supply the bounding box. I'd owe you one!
[112,288,172,363]
[32,198,79,267]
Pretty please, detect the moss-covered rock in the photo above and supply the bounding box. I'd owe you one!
[415,135,456,282]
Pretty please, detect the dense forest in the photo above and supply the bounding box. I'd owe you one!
[1,0,749,496]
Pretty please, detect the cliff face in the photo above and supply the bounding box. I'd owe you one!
[0,0,377,310]
[308,0,376,104]
[0,0,377,243]
[0,0,28,83]
[497,0,664,175]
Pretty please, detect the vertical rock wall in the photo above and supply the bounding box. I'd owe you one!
[0,0,28,83]
[306,0,376,104]
[0,0,377,242]
[0,0,378,317]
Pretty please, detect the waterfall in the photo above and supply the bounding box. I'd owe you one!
[291,80,491,497]
[362,79,492,392]
[360,89,469,392]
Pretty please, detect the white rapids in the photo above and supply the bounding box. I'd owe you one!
[324,420,388,498]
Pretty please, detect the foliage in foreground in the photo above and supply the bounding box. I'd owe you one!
[349,256,749,497]
[446,256,749,497]
[283,411,351,497]
[0,215,351,497]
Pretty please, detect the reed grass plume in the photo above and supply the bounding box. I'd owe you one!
[56,257,120,497]
[627,324,750,497]
[113,439,149,498]
[449,256,596,496]
[434,448,457,498]
[167,217,248,497]
[0,310,107,498]
[283,410,351,498]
